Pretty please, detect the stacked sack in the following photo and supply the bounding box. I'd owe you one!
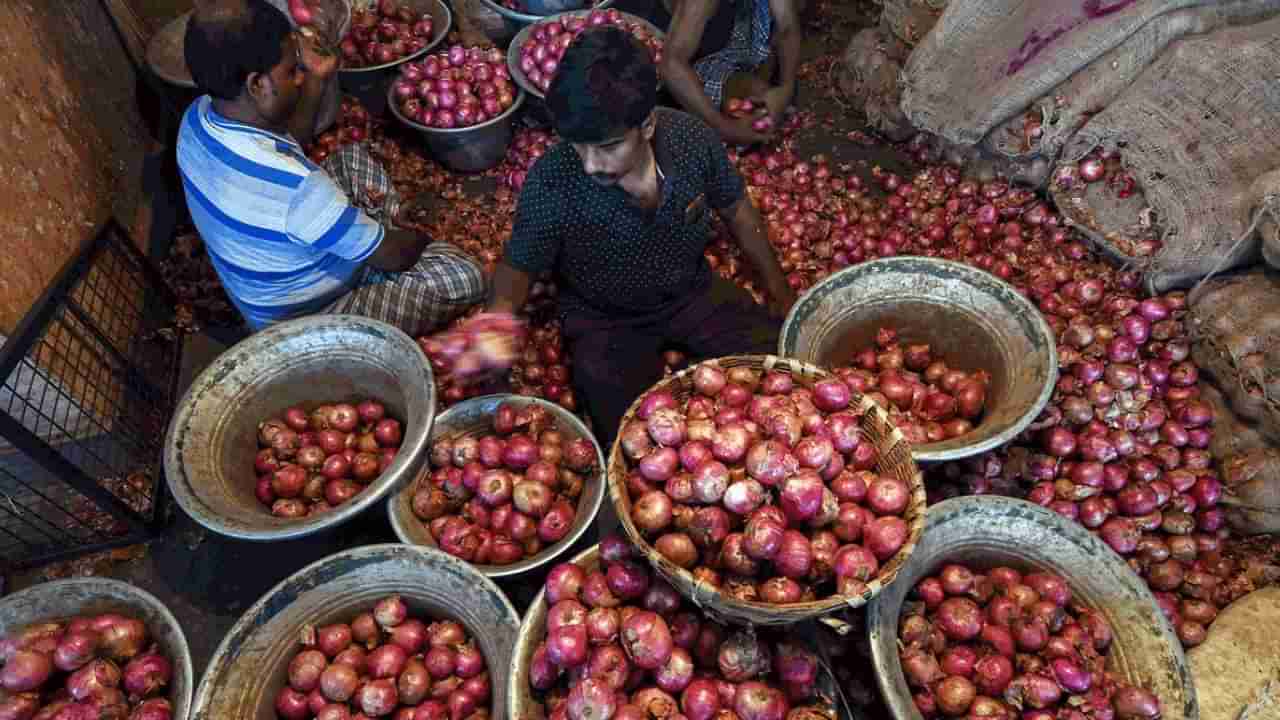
[1188,272,1280,535]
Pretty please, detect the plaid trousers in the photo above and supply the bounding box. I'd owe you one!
[320,144,487,337]
[696,0,774,108]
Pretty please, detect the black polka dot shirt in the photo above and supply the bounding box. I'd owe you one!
[505,108,746,317]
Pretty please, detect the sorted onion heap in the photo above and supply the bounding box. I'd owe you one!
[254,400,403,518]
[392,45,518,129]
[531,539,833,720]
[620,362,914,604]
[413,400,595,565]
[305,98,373,164]
[495,128,556,194]
[340,0,436,68]
[831,327,989,446]
[276,595,490,720]
[0,613,175,720]
[517,10,663,94]
[899,564,1161,720]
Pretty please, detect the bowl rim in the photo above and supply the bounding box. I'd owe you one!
[162,314,437,542]
[337,0,452,74]
[478,0,616,23]
[506,8,666,99]
[386,76,528,134]
[0,577,195,719]
[778,256,1059,463]
[386,393,607,578]
[865,495,1198,720]
[191,543,521,720]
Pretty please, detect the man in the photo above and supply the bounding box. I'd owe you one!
[177,0,485,336]
[633,0,802,145]
[484,26,796,441]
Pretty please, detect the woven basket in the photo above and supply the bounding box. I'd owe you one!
[607,355,927,626]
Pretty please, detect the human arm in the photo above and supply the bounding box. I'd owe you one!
[660,0,774,145]
[760,0,801,124]
[720,195,795,316]
[365,227,431,271]
[486,261,533,314]
[289,31,339,146]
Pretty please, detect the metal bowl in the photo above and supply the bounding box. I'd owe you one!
[192,544,520,720]
[164,314,436,542]
[507,9,665,100]
[478,0,616,45]
[779,257,1058,463]
[0,578,194,719]
[338,0,451,115]
[866,496,1198,720]
[387,394,606,578]
[387,81,526,172]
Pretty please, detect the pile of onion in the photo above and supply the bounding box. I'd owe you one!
[391,45,518,129]
[254,400,403,518]
[340,0,435,68]
[276,595,490,720]
[518,11,663,94]
[831,326,989,446]
[0,612,175,720]
[724,98,773,134]
[496,128,556,194]
[1049,148,1157,258]
[530,538,832,720]
[620,362,914,604]
[899,564,1161,720]
[510,317,578,412]
[305,98,373,164]
[412,400,594,565]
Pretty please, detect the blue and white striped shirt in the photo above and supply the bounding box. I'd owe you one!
[176,96,383,330]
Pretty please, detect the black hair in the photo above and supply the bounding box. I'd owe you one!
[185,0,293,101]
[546,26,657,144]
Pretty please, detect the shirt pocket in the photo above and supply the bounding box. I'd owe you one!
[682,192,711,232]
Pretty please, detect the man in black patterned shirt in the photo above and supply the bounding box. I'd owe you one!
[484,26,794,441]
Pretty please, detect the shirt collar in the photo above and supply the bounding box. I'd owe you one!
[202,96,300,149]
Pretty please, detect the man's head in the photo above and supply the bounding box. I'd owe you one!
[186,0,304,126]
[546,26,658,186]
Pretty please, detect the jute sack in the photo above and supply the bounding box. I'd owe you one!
[1052,17,1280,292]
[1202,383,1271,462]
[1221,448,1280,535]
[981,1,1280,188]
[880,0,949,48]
[900,0,1257,148]
[835,28,914,141]
[1187,587,1280,720]
[1187,269,1280,444]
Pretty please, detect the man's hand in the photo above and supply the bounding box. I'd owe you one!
[718,113,775,146]
[761,85,792,128]
[766,280,798,319]
[437,312,527,386]
[297,30,339,80]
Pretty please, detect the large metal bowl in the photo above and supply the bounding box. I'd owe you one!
[0,578,194,720]
[164,314,436,542]
[478,0,616,45]
[507,9,665,100]
[779,257,1058,464]
[388,394,606,578]
[866,496,1198,720]
[192,544,520,720]
[338,0,451,115]
[387,81,527,172]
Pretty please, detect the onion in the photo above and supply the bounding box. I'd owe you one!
[621,611,672,670]
[320,662,359,701]
[567,677,617,720]
[681,678,722,720]
[866,476,910,515]
[53,631,99,673]
[973,654,1014,696]
[935,675,976,716]
[0,650,52,692]
[936,598,983,641]
[655,533,698,568]
[1112,686,1161,719]
[864,516,908,561]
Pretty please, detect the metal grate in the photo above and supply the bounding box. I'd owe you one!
[0,219,182,571]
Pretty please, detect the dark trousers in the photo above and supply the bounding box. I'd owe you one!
[564,277,781,447]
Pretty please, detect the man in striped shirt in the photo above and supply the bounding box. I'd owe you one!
[177,0,485,336]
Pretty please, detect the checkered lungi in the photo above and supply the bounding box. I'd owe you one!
[695,0,774,109]
[320,144,487,337]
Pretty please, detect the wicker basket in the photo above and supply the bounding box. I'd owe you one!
[607,354,927,626]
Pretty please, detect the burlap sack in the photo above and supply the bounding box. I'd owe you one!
[1187,269,1280,444]
[1203,383,1271,461]
[1052,17,1280,292]
[899,0,1267,148]
[1221,448,1280,535]
[880,0,949,48]
[835,28,914,141]
[981,1,1280,187]
[1188,587,1280,720]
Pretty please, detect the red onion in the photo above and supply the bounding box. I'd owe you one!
[0,650,52,692]
[621,611,672,670]
[1112,686,1161,719]
[320,663,359,702]
[864,516,908,561]
[681,678,722,720]
[935,675,976,716]
[733,681,789,720]
[936,598,983,641]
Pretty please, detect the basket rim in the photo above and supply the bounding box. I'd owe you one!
[479,0,617,23]
[606,353,928,623]
[387,393,606,578]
